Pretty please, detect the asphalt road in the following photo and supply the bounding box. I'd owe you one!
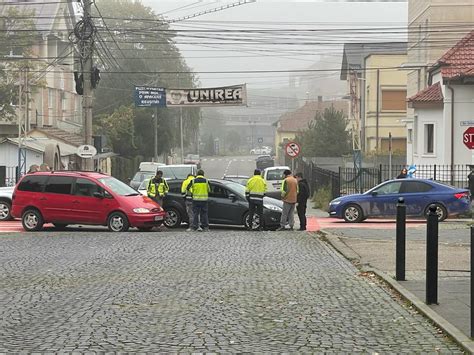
[201,155,256,179]
[0,230,462,353]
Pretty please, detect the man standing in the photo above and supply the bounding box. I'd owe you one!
[147,169,169,207]
[187,169,211,232]
[277,169,298,231]
[245,169,267,231]
[295,172,310,231]
[181,173,195,226]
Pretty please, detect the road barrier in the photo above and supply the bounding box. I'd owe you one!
[396,197,406,281]
[426,204,439,305]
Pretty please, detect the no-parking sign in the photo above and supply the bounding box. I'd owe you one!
[285,142,301,158]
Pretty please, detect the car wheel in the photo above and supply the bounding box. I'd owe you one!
[244,212,263,230]
[107,212,129,232]
[22,209,44,232]
[164,207,182,228]
[425,203,447,222]
[0,200,12,221]
[342,204,364,223]
[53,223,68,230]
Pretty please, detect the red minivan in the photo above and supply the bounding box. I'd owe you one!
[11,171,166,232]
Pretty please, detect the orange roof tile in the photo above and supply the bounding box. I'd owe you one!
[408,82,443,103]
[437,30,474,80]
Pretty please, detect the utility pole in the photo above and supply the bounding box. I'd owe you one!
[17,68,27,180]
[154,107,158,162]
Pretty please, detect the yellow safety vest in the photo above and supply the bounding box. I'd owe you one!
[147,177,169,198]
[181,176,194,200]
[246,175,267,203]
[187,175,210,201]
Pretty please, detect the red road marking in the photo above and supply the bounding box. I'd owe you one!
[0,221,23,233]
[307,216,425,232]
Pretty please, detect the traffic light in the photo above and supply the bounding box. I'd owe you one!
[74,71,83,95]
[91,66,101,89]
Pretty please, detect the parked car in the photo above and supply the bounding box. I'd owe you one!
[0,186,14,221]
[184,154,201,169]
[222,175,249,186]
[250,147,271,155]
[256,155,274,170]
[11,171,166,232]
[262,166,290,199]
[329,179,470,223]
[130,171,155,190]
[141,179,282,230]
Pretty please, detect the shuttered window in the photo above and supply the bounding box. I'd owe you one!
[381,90,407,111]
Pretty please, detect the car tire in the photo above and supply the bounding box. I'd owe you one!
[164,207,182,228]
[107,211,130,232]
[244,212,263,230]
[424,203,447,222]
[53,223,68,230]
[342,204,364,223]
[0,199,12,221]
[21,209,44,232]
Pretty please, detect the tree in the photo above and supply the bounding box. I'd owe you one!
[97,105,136,156]
[297,106,351,157]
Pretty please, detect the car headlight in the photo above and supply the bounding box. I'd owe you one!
[264,204,282,212]
[330,201,341,205]
[133,207,151,213]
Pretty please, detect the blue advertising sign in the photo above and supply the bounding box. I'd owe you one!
[134,86,166,107]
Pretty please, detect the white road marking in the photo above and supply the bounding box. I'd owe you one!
[223,160,233,176]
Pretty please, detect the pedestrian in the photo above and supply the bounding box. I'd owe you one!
[186,169,211,232]
[295,172,310,231]
[147,169,169,207]
[245,169,267,231]
[397,168,408,179]
[277,169,298,231]
[181,173,195,226]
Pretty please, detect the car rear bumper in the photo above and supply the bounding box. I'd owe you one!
[128,212,166,227]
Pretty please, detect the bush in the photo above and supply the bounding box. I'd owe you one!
[313,185,332,212]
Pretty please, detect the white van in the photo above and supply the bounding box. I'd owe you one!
[139,161,165,172]
[263,166,290,199]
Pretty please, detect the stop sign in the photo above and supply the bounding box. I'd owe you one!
[463,127,474,149]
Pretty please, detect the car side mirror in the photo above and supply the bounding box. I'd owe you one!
[228,193,237,202]
[371,191,378,196]
[93,191,104,199]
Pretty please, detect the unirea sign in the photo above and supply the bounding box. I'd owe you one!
[285,141,301,158]
[463,127,474,149]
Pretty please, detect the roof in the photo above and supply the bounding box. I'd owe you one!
[29,127,84,146]
[436,30,474,80]
[277,100,349,133]
[408,82,443,103]
[0,138,44,154]
[8,136,78,156]
[340,42,407,80]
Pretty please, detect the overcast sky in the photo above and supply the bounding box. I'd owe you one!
[142,1,408,88]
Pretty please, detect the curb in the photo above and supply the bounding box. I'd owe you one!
[319,230,474,354]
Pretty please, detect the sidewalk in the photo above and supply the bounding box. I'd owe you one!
[304,206,474,353]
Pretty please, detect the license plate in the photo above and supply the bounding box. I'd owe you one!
[154,215,163,221]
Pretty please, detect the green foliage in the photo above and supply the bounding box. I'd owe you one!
[313,185,332,212]
[297,106,351,157]
[97,106,136,156]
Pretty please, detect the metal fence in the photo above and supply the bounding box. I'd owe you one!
[0,166,17,187]
[304,162,473,199]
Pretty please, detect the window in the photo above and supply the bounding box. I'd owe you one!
[424,123,434,154]
[381,90,407,111]
[73,178,101,197]
[407,129,413,144]
[48,88,55,109]
[18,175,48,192]
[413,116,418,154]
[209,184,228,199]
[44,176,74,195]
[266,169,287,181]
[373,181,402,195]
[400,181,433,194]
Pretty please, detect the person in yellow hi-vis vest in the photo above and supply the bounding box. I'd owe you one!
[245,169,267,231]
[186,169,211,232]
[147,169,169,207]
[181,173,195,226]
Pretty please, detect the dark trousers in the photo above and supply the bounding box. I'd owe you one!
[297,203,307,230]
[248,201,263,230]
[192,200,209,229]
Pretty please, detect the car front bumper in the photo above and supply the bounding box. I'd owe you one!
[128,212,167,227]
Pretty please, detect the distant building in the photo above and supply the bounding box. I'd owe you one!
[0,0,82,138]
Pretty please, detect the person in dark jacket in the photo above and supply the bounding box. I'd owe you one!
[295,172,310,231]
[397,168,408,179]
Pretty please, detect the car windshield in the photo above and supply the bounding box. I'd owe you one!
[222,180,246,197]
[139,179,150,190]
[98,177,139,196]
[266,169,287,181]
[131,171,154,182]
[187,155,199,160]
[160,166,193,179]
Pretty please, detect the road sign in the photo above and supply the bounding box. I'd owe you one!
[134,86,166,107]
[77,145,97,159]
[257,137,263,143]
[285,141,301,158]
[463,127,474,149]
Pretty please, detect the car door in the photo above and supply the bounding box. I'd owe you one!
[399,181,433,216]
[71,177,111,224]
[42,176,75,222]
[369,181,403,217]
[207,182,244,224]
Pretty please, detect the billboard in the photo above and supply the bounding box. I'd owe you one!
[166,84,247,107]
[134,86,166,107]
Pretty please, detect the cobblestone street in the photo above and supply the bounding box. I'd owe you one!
[0,230,463,353]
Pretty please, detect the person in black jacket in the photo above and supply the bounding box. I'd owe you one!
[295,172,310,231]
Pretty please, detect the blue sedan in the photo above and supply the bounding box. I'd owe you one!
[329,179,470,222]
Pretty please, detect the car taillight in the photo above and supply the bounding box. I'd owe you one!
[454,192,469,199]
